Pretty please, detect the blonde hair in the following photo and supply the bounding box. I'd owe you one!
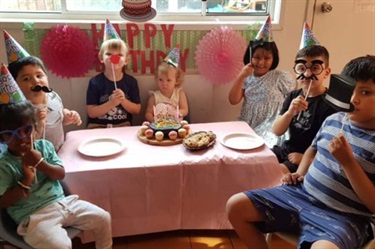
[157,61,184,87]
[99,39,129,57]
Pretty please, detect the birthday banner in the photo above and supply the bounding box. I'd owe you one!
[23,22,259,76]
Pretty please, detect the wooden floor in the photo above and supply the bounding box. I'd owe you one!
[72,230,295,249]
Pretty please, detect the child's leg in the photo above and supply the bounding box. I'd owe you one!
[226,193,269,249]
[311,240,339,249]
[17,202,72,249]
[60,195,112,249]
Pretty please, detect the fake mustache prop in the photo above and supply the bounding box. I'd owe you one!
[296,73,318,81]
[31,85,53,93]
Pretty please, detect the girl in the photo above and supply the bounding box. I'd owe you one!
[145,59,189,122]
[229,40,295,148]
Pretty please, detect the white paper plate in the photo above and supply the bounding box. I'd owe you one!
[220,133,264,150]
[78,138,125,157]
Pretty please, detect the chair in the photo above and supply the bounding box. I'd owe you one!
[266,232,375,249]
[0,181,81,249]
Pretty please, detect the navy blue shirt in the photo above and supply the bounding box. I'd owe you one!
[86,72,141,125]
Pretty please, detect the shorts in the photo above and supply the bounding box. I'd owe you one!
[271,145,298,172]
[244,185,374,249]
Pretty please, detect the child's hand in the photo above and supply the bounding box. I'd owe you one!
[287,95,308,116]
[110,89,125,106]
[329,134,355,166]
[288,152,303,165]
[281,172,304,185]
[65,110,82,126]
[36,107,47,123]
[239,63,254,78]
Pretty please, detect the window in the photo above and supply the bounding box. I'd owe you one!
[0,0,281,24]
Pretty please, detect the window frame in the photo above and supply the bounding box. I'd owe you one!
[0,0,284,28]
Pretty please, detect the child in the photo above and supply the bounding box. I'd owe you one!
[271,24,337,173]
[86,20,141,128]
[145,46,189,122]
[4,31,82,152]
[228,16,295,148]
[8,56,82,152]
[0,65,113,248]
[226,55,375,249]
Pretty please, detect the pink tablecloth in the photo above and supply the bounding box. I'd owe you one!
[58,121,282,241]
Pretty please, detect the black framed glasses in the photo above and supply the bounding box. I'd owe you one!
[293,62,325,76]
[0,124,33,144]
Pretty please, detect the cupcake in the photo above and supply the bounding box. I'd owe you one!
[178,128,187,138]
[142,121,151,126]
[168,131,178,141]
[180,120,189,126]
[145,129,154,139]
[182,124,190,134]
[155,131,164,141]
[140,125,149,135]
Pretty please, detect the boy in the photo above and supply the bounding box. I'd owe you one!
[271,45,337,173]
[86,20,141,128]
[226,55,375,249]
[8,56,82,151]
[0,64,113,248]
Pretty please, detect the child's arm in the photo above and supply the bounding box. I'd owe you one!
[228,64,253,105]
[145,95,156,122]
[117,89,141,115]
[0,162,35,208]
[272,95,308,136]
[34,108,47,139]
[62,109,82,126]
[178,90,189,118]
[22,149,65,181]
[281,145,317,185]
[329,134,375,213]
[87,95,120,118]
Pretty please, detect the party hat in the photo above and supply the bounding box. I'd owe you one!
[254,16,273,42]
[3,30,30,64]
[299,22,320,49]
[103,19,121,41]
[164,45,180,67]
[0,63,26,104]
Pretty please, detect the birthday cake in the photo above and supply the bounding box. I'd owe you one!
[122,0,152,16]
[140,120,189,141]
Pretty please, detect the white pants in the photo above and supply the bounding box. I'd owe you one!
[17,195,112,249]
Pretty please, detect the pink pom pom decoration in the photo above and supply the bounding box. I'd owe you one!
[195,26,247,85]
[41,25,95,78]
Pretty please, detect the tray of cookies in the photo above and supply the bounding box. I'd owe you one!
[182,131,216,150]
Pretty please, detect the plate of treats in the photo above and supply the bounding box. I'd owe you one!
[78,137,125,157]
[182,131,216,151]
[220,133,264,150]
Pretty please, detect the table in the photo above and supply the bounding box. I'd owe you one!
[58,121,282,241]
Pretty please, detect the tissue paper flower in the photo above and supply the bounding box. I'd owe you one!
[41,25,95,78]
[195,26,247,85]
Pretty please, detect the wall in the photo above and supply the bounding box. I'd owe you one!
[0,0,308,133]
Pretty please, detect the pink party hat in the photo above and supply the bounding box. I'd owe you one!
[0,63,26,104]
[299,22,320,49]
[255,16,273,42]
[3,30,30,64]
[103,19,121,41]
[164,45,180,67]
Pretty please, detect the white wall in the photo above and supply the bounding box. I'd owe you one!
[0,0,308,132]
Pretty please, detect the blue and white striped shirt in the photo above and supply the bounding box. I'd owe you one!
[304,112,375,217]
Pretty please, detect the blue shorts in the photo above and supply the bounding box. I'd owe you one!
[244,184,374,249]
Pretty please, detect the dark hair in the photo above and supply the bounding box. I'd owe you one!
[243,41,279,70]
[0,101,35,131]
[295,45,330,67]
[341,55,375,84]
[7,56,47,80]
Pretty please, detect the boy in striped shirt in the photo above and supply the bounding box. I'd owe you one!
[226,55,375,249]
